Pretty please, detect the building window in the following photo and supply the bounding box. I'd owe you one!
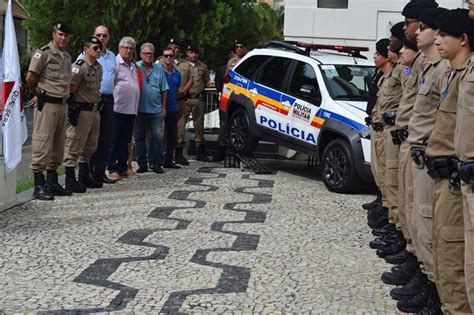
[318,0,348,9]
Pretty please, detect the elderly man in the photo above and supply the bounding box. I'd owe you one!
[107,36,140,180]
[134,43,169,174]
[88,25,117,184]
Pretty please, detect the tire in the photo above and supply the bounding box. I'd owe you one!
[320,138,358,193]
[228,109,258,155]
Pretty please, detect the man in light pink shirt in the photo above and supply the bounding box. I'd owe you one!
[107,36,140,180]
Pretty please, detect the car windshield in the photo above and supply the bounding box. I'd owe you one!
[320,65,375,102]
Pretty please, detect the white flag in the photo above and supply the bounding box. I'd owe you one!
[1,0,28,173]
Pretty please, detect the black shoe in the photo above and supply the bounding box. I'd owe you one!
[372,223,397,237]
[175,148,189,165]
[391,269,426,300]
[397,281,432,313]
[367,206,388,221]
[46,170,73,196]
[212,145,226,162]
[370,237,398,250]
[376,239,406,258]
[385,249,414,265]
[137,165,148,173]
[32,173,54,201]
[196,145,210,162]
[381,261,418,286]
[368,216,389,229]
[362,194,382,210]
[65,167,86,193]
[163,161,181,169]
[151,165,164,173]
[78,163,103,189]
[414,285,442,315]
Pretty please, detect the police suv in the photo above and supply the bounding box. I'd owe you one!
[219,41,375,193]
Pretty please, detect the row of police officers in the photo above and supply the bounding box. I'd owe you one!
[365,0,474,313]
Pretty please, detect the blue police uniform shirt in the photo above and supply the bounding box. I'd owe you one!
[137,61,169,113]
[77,49,116,95]
[163,64,181,113]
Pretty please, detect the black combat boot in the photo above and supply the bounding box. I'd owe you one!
[385,249,415,265]
[390,269,427,300]
[362,191,382,210]
[372,223,397,236]
[65,167,86,193]
[370,231,403,249]
[381,258,419,285]
[78,163,102,188]
[163,150,181,169]
[196,144,210,162]
[174,147,189,165]
[212,145,226,162]
[45,170,72,196]
[33,172,54,201]
[414,283,442,315]
[376,238,406,258]
[397,279,434,313]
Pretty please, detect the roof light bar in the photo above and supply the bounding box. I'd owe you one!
[297,42,369,53]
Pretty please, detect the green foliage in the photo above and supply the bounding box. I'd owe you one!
[21,0,284,68]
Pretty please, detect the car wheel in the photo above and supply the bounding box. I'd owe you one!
[229,109,258,155]
[321,138,357,193]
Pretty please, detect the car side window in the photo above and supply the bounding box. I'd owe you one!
[255,57,291,91]
[234,55,270,79]
[289,61,321,105]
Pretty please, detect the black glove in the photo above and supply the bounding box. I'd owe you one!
[365,116,372,126]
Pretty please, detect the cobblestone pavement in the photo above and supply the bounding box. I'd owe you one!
[0,160,396,314]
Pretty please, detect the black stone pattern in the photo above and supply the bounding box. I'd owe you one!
[39,167,274,314]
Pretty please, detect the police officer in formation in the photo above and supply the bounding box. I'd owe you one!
[364,0,474,312]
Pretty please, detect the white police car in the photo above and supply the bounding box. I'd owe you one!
[219,41,375,193]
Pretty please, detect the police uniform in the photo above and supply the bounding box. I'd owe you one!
[63,36,103,193]
[29,22,73,200]
[425,11,472,312]
[177,45,210,162]
[456,53,474,312]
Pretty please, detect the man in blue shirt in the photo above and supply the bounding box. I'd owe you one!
[162,46,181,169]
[135,43,169,173]
[88,25,117,184]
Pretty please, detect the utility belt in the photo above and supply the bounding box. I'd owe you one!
[425,156,460,188]
[44,95,67,104]
[458,161,474,192]
[35,87,67,111]
[188,91,206,102]
[372,122,384,132]
[382,111,397,127]
[75,102,102,112]
[411,146,426,168]
[391,125,409,145]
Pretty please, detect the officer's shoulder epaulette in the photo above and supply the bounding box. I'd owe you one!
[75,59,85,66]
[39,45,49,51]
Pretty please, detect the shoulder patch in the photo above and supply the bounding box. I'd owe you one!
[40,45,49,51]
[75,59,84,66]
[34,52,42,59]
[72,67,80,74]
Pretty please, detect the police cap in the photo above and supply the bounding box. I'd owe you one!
[419,7,448,29]
[186,44,199,53]
[390,22,405,41]
[234,39,247,47]
[438,8,474,36]
[402,0,439,19]
[83,36,102,49]
[376,38,390,58]
[169,37,182,47]
[54,21,73,34]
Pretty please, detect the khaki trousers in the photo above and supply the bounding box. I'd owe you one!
[63,110,100,167]
[370,129,387,207]
[177,98,205,148]
[399,141,414,247]
[30,103,68,172]
[412,163,434,279]
[432,178,471,315]
[461,182,474,311]
[384,126,399,224]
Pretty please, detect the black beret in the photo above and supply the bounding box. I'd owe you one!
[419,7,448,29]
[169,38,182,47]
[438,8,474,36]
[390,22,405,41]
[402,37,418,51]
[402,0,439,19]
[234,39,247,47]
[83,36,102,49]
[54,21,73,34]
[186,44,199,53]
[376,38,390,58]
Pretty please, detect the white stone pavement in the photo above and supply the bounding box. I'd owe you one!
[0,160,396,314]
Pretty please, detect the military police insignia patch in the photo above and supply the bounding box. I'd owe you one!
[72,67,80,74]
[34,52,41,59]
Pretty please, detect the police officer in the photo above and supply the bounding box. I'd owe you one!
[176,44,210,162]
[213,39,248,162]
[455,4,474,310]
[63,36,103,193]
[424,9,472,314]
[26,22,73,201]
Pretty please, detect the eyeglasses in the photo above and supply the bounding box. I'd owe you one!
[163,54,174,58]
[94,33,108,38]
[141,52,154,56]
[419,23,431,32]
[120,46,133,50]
[90,45,101,51]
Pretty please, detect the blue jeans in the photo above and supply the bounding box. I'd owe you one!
[107,111,135,173]
[134,112,165,167]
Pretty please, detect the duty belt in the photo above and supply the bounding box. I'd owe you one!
[382,111,397,126]
[372,122,384,132]
[391,126,408,145]
[458,161,474,192]
[44,94,66,104]
[424,156,460,188]
[411,147,426,168]
[77,102,102,112]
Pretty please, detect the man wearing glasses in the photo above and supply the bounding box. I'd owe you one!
[134,43,169,174]
[88,25,117,185]
[63,36,104,193]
